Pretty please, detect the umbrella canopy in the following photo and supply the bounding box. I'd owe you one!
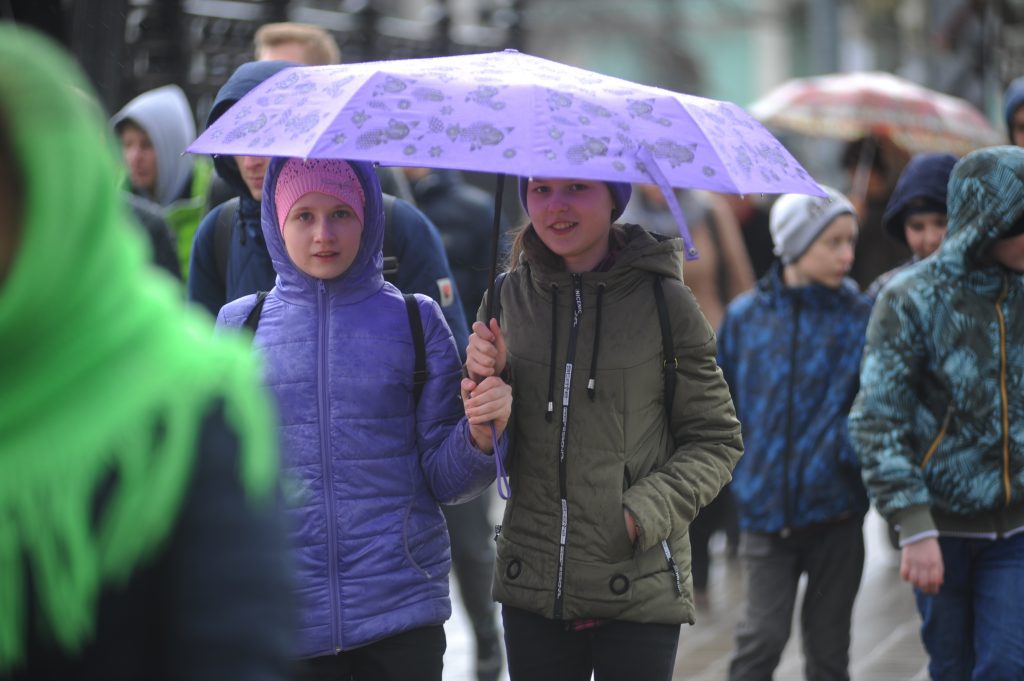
[749,71,1001,157]
[189,50,823,257]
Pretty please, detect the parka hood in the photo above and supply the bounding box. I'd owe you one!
[261,156,386,303]
[524,223,684,287]
[111,84,195,206]
[206,61,300,198]
[938,145,1024,275]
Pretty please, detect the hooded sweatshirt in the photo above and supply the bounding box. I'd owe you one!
[486,225,742,625]
[850,146,1024,543]
[111,85,212,275]
[217,157,500,657]
[0,26,288,676]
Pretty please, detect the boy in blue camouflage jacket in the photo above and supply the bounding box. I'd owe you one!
[719,187,872,681]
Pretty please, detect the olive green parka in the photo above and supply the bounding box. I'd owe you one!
[484,224,743,624]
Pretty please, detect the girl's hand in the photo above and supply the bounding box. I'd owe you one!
[466,319,507,382]
[461,375,512,453]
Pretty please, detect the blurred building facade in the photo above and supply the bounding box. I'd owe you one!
[3,1,1018,138]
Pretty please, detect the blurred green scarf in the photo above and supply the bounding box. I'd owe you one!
[0,26,278,670]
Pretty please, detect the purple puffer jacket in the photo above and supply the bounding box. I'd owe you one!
[217,158,500,657]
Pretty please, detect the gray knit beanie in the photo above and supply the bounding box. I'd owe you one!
[770,186,856,265]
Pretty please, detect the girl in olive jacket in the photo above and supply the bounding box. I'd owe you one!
[466,177,743,681]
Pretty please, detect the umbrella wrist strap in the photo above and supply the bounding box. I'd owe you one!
[637,146,699,261]
[492,422,510,499]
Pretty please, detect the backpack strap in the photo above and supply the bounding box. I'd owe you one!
[214,197,240,288]
[652,276,677,420]
[382,194,399,282]
[403,293,427,404]
[243,290,269,335]
[491,271,508,324]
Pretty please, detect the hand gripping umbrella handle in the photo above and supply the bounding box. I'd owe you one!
[637,147,700,261]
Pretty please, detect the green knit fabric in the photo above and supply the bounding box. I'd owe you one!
[0,26,279,670]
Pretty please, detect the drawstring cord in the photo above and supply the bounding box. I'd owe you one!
[545,284,558,422]
[587,283,605,400]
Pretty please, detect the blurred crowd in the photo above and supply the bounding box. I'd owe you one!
[2,17,1023,681]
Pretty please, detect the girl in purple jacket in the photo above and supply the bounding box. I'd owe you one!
[217,157,511,681]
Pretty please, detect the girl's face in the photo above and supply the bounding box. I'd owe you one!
[786,214,858,289]
[904,211,947,259]
[281,191,363,280]
[525,178,614,273]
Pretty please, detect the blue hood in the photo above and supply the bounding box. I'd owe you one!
[206,60,300,198]
[881,153,957,244]
[261,156,387,304]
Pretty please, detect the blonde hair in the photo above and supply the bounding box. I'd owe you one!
[254,22,341,66]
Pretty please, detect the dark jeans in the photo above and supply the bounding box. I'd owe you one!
[294,625,445,681]
[729,517,864,681]
[502,605,680,681]
[914,532,1024,680]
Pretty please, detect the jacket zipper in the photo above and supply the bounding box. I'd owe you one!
[317,281,343,651]
[995,276,1011,506]
[919,406,952,469]
[780,296,801,537]
[553,274,584,619]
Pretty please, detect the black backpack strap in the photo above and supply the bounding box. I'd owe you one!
[403,293,427,404]
[652,276,677,420]
[382,194,399,282]
[243,290,269,335]
[214,197,240,288]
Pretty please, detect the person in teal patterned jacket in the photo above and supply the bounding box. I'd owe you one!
[849,145,1024,680]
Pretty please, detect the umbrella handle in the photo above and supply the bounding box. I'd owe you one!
[637,147,699,261]
[486,174,506,322]
[492,422,511,499]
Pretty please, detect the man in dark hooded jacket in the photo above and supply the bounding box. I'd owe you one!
[187,62,469,354]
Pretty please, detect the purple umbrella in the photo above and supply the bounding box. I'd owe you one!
[190,50,823,499]
[190,49,822,262]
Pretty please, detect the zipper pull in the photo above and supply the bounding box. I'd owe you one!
[661,540,683,596]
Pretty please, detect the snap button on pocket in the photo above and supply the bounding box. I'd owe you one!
[506,559,522,580]
[609,574,629,595]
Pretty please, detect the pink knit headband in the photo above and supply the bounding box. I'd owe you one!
[275,158,366,230]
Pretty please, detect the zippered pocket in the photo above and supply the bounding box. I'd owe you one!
[920,405,953,469]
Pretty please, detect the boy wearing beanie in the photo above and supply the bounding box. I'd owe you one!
[850,147,1024,679]
[867,153,958,298]
[718,187,873,681]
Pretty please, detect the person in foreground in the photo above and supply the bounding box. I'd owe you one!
[0,25,292,681]
[216,157,512,681]
[849,146,1024,680]
[465,176,743,681]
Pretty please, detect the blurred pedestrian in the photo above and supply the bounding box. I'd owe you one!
[866,153,957,298]
[849,146,1024,681]
[111,84,213,278]
[842,132,911,289]
[0,25,292,680]
[1003,75,1024,147]
[216,156,511,681]
[466,176,743,681]
[404,165,508,680]
[188,61,468,353]
[719,187,872,681]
